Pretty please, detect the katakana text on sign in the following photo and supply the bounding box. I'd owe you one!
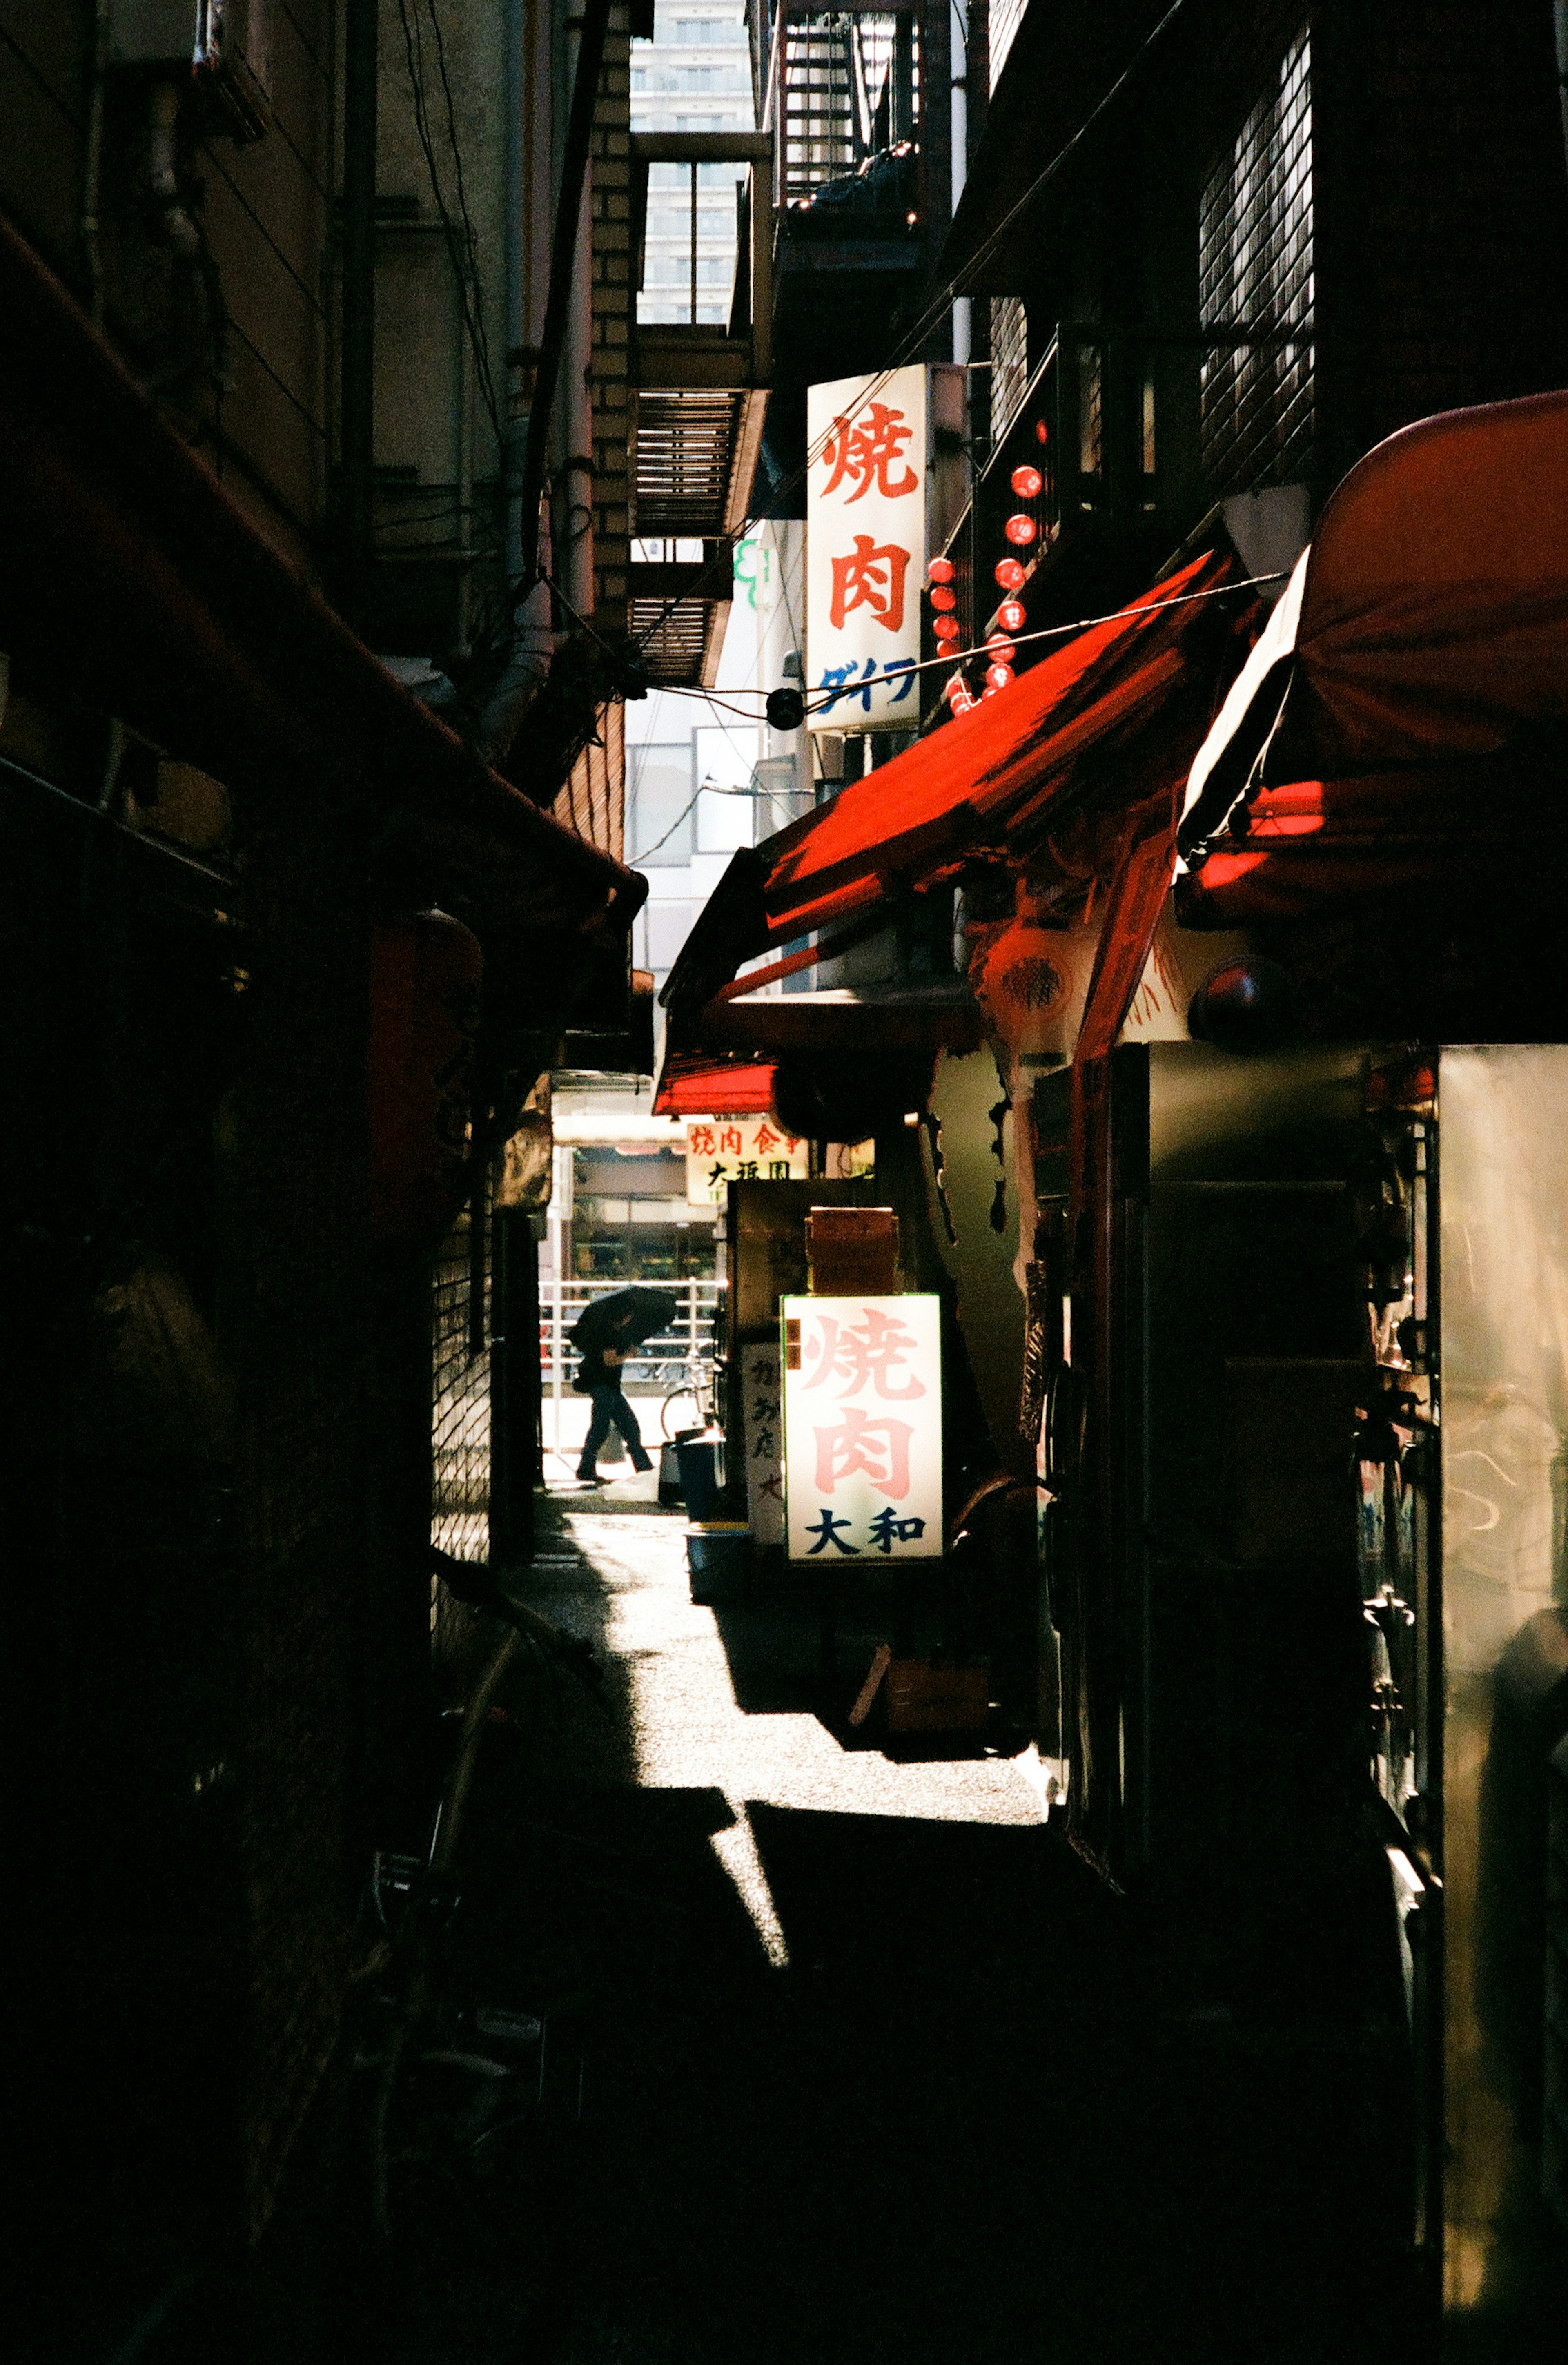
[781,1295,942,1562]
[807,366,928,735]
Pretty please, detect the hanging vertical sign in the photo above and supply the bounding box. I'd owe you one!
[806,366,928,733]
[780,1293,943,1560]
[740,1342,786,1546]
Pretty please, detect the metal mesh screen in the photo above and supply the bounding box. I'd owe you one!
[1198,25,1313,493]
[432,1200,490,1569]
[989,296,1029,446]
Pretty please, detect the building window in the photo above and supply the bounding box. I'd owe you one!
[990,295,1028,446]
[1198,25,1313,493]
[629,743,696,865]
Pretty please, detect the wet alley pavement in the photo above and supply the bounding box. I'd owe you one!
[279,1474,1415,2365]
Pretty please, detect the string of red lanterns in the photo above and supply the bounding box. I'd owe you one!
[928,418,1052,705]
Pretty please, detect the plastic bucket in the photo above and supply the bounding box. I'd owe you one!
[675,1435,724,1523]
[686,1521,754,1603]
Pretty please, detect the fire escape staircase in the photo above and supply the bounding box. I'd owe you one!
[630,131,773,688]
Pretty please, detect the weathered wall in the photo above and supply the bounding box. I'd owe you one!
[0,3,336,565]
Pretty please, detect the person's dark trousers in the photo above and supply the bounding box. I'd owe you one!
[578,1385,653,1479]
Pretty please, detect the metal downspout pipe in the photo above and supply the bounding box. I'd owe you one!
[950,0,970,367]
[341,0,379,628]
[479,0,608,756]
[479,0,555,752]
[561,0,597,619]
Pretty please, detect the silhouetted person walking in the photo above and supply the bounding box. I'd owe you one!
[572,1302,654,1484]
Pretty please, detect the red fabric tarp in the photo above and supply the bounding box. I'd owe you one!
[759,552,1233,942]
[1180,389,1568,859]
[1178,759,1568,925]
[1293,388,1568,773]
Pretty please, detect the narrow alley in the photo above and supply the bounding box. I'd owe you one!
[265,1471,1413,2365]
[11,9,1568,2358]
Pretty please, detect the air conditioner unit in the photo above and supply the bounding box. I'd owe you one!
[109,0,269,138]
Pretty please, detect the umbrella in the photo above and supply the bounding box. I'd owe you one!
[569,1287,681,1352]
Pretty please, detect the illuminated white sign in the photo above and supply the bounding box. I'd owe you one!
[685,1116,808,1204]
[781,1294,943,1561]
[806,366,928,733]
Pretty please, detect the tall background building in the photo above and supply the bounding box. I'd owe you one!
[626,3,809,1003]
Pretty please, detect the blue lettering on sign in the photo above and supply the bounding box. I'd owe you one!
[866,1507,927,1555]
[815,655,920,715]
[804,1507,859,1555]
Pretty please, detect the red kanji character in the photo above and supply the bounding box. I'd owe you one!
[719,1124,743,1154]
[688,1123,716,1157]
[802,1308,927,1401]
[754,1121,781,1156]
[812,1406,915,1500]
[828,538,911,634]
[821,402,919,503]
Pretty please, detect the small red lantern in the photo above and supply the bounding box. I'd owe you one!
[1010,465,1042,499]
[944,671,973,708]
[1004,513,1037,547]
[1035,418,1049,445]
[930,585,957,612]
[987,633,1016,662]
[927,555,955,585]
[994,557,1025,591]
[986,662,1014,693]
[933,613,961,642]
[998,598,1026,633]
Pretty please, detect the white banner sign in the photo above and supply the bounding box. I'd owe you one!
[806,366,927,733]
[686,1116,808,1204]
[740,1342,786,1545]
[781,1294,942,1561]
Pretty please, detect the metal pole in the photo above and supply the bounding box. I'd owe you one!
[949,0,971,367]
[341,0,378,623]
[690,161,698,325]
[551,1271,563,1458]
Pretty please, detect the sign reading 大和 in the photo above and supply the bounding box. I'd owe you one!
[780,1294,942,1561]
[686,1116,809,1204]
[806,366,928,733]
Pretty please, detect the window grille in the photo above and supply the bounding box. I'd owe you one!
[989,0,1027,92]
[1078,345,1103,480]
[1198,25,1313,493]
[990,296,1028,446]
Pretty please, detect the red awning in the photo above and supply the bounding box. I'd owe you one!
[758,552,1234,943]
[653,1057,779,1117]
[1177,757,1567,925]
[1180,390,1568,854]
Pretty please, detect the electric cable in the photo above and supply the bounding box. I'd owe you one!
[639,566,1283,719]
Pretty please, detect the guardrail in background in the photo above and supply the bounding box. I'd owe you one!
[542,1276,724,1415]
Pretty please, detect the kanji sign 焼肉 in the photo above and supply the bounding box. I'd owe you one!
[686,1116,809,1204]
[806,367,928,734]
[780,1294,942,1561]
